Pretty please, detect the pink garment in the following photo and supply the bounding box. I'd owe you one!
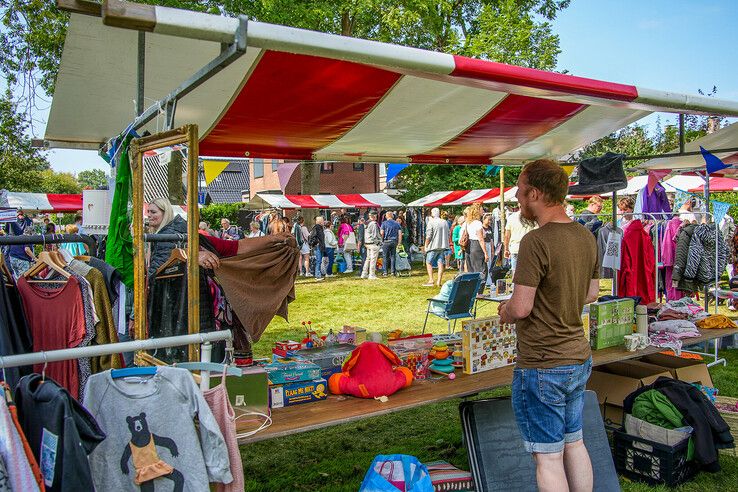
[337,223,353,247]
[202,373,244,492]
[661,218,684,301]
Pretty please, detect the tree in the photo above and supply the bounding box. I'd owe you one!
[39,169,82,194]
[77,169,109,190]
[0,91,49,191]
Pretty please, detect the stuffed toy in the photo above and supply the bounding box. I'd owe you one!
[328,342,413,398]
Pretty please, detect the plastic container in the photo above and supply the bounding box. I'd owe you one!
[636,304,648,336]
[613,429,697,487]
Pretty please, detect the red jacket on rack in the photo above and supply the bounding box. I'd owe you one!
[618,219,655,304]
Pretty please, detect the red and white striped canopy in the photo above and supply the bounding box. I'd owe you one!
[689,177,738,192]
[1,192,83,212]
[407,187,515,207]
[251,193,403,210]
[45,9,738,166]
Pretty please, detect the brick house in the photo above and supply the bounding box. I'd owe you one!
[247,159,380,199]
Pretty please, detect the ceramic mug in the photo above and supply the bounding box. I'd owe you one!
[624,335,639,352]
[632,333,650,350]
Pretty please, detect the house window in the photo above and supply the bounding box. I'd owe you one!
[253,158,264,178]
[321,163,334,174]
[272,160,279,172]
[353,163,365,172]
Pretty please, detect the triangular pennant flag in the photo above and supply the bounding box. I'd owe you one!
[561,165,575,177]
[203,160,230,185]
[712,200,731,224]
[673,190,690,211]
[386,163,409,183]
[276,162,300,192]
[485,165,501,176]
[647,169,670,194]
[701,146,731,175]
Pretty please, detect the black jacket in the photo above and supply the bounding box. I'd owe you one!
[309,224,326,253]
[148,215,188,277]
[624,377,734,472]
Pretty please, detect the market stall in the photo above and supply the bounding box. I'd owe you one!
[248,192,404,209]
[0,191,82,212]
[10,1,738,489]
[406,187,512,207]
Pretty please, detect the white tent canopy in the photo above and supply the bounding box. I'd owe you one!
[248,193,403,210]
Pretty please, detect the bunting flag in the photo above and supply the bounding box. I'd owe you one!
[203,159,230,185]
[485,165,501,176]
[647,169,671,194]
[673,190,691,211]
[712,200,732,224]
[561,165,575,177]
[386,163,409,183]
[276,162,300,192]
[701,146,731,175]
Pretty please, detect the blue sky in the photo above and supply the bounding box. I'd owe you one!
[30,0,738,173]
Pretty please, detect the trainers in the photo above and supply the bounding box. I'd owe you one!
[368,276,378,280]
[327,274,335,278]
[345,269,353,273]
[360,274,367,279]
[315,277,325,282]
[382,273,388,277]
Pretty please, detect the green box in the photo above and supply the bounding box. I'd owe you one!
[590,323,632,350]
[589,298,635,350]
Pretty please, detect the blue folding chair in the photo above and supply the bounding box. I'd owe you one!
[422,273,484,334]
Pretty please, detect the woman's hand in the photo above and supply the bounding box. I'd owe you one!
[198,249,221,270]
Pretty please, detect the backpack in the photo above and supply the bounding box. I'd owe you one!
[293,223,304,247]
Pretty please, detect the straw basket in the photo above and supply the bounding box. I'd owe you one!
[716,396,738,457]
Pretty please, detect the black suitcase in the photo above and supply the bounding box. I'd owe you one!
[459,390,619,492]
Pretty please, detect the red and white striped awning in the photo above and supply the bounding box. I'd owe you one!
[45,8,738,166]
[1,192,83,212]
[689,177,738,192]
[407,187,515,207]
[251,193,403,210]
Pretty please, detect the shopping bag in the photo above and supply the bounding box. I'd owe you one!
[359,454,434,492]
[344,231,358,251]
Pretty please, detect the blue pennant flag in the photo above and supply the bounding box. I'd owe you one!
[712,200,731,224]
[386,163,409,183]
[485,165,501,176]
[701,146,731,175]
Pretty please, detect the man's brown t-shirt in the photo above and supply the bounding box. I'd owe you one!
[512,221,598,368]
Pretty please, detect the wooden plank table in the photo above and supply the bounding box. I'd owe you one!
[237,327,738,444]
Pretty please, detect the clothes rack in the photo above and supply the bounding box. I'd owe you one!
[0,233,98,256]
[0,330,232,391]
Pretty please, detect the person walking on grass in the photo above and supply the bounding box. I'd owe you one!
[380,211,402,276]
[499,159,599,492]
[337,215,356,273]
[293,216,311,276]
[323,222,338,277]
[361,212,381,280]
[308,216,327,282]
[451,215,466,271]
[423,207,449,287]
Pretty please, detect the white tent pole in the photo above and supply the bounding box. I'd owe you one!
[0,331,232,370]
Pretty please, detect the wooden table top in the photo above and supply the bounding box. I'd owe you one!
[237,327,738,444]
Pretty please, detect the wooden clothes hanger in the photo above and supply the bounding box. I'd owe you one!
[23,251,70,283]
[0,254,13,287]
[156,247,187,277]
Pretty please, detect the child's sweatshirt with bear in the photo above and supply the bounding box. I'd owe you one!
[83,366,233,491]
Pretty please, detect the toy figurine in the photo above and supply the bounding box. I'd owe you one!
[328,342,413,399]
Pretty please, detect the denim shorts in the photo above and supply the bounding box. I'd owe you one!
[511,357,592,454]
[426,250,444,266]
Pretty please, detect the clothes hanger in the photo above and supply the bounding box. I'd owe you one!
[0,254,13,287]
[110,366,158,379]
[23,252,70,283]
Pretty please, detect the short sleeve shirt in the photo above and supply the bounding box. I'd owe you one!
[380,219,401,241]
[512,221,599,369]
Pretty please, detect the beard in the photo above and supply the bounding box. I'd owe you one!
[520,214,537,228]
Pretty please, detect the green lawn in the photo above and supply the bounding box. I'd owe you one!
[241,268,738,491]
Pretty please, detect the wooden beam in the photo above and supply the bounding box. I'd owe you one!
[102,0,156,32]
[185,124,201,362]
[56,0,102,17]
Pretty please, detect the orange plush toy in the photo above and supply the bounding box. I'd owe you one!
[328,342,413,398]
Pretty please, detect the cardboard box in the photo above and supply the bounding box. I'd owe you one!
[638,353,713,386]
[269,378,328,408]
[589,298,635,349]
[461,316,516,375]
[294,344,355,380]
[587,360,673,426]
[210,366,270,418]
[261,358,321,384]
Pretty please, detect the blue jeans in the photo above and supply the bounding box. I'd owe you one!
[314,248,324,278]
[512,357,592,453]
[381,240,397,274]
[324,248,335,275]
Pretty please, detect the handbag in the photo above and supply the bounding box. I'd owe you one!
[359,454,434,492]
[344,231,358,251]
[458,227,469,249]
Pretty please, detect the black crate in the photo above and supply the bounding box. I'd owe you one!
[613,429,698,487]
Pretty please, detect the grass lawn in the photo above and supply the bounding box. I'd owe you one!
[241,268,738,491]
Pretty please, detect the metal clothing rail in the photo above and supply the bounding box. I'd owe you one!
[0,330,231,370]
[0,234,98,256]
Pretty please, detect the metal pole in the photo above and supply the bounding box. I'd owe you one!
[131,140,147,349]
[678,113,685,154]
[612,190,617,296]
[0,331,232,370]
[199,342,212,391]
[499,167,506,234]
[137,31,145,116]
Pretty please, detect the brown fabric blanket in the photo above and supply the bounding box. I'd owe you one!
[213,233,299,342]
